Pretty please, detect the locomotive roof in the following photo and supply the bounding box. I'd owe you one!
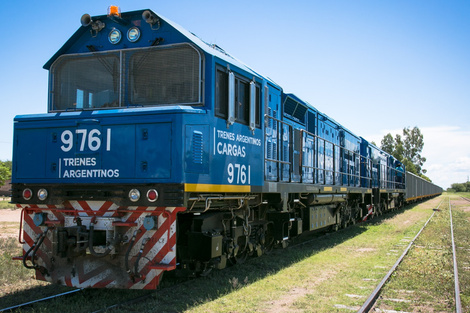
[43,9,279,88]
[42,7,363,140]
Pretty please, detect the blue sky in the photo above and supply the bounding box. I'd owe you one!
[1,1,469,189]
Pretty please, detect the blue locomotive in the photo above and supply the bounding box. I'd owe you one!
[11,7,442,289]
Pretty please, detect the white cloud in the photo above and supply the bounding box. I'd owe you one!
[366,125,470,189]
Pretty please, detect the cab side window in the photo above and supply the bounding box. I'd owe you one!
[215,66,260,128]
[235,78,250,125]
[215,69,228,119]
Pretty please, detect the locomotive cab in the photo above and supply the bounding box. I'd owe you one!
[11,7,268,289]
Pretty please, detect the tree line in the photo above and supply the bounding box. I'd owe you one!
[378,126,431,182]
[447,182,470,193]
[0,160,11,185]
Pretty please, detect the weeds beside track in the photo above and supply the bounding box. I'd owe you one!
[3,195,467,312]
[370,195,469,313]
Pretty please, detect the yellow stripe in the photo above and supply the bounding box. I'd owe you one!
[323,187,333,192]
[340,187,347,192]
[185,183,251,193]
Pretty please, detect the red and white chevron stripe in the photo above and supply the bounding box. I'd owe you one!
[16,201,185,289]
[362,204,374,221]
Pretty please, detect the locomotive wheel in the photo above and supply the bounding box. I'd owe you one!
[375,206,382,216]
[330,223,340,232]
[381,200,387,214]
[234,248,248,264]
[199,262,213,277]
[263,224,275,254]
[232,236,249,264]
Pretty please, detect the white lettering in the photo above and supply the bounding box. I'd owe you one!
[236,134,261,146]
[60,128,111,152]
[217,130,235,141]
[215,129,260,147]
[216,143,246,157]
[61,169,120,178]
[227,163,250,184]
[63,157,97,167]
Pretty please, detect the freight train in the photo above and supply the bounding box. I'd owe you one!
[11,7,442,289]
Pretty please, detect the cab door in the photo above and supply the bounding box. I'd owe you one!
[264,84,281,181]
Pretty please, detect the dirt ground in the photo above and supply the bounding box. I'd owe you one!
[0,209,21,239]
[0,209,21,223]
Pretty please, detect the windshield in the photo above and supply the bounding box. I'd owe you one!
[50,44,203,111]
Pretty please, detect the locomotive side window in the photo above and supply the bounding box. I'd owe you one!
[49,44,203,111]
[215,69,228,119]
[236,78,250,125]
[215,67,260,128]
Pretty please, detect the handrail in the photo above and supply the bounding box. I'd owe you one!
[263,114,405,189]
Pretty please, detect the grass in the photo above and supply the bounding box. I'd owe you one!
[0,222,18,237]
[0,237,48,301]
[451,193,470,312]
[142,197,440,313]
[0,199,15,210]
[0,196,460,312]
[375,193,470,313]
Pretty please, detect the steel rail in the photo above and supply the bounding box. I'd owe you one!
[94,202,378,313]
[357,199,444,313]
[91,291,155,313]
[0,288,82,312]
[449,197,462,313]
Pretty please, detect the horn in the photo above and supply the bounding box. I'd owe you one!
[81,14,92,27]
[142,10,156,25]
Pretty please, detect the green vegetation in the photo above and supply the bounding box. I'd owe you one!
[0,200,15,210]
[0,237,47,299]
[447,181,470,192]
[1,196,462,312]
[377,194,470,312]
[380,126,430,181]
[0,160,11,186]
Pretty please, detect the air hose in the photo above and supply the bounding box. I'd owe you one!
[23,227,50,275]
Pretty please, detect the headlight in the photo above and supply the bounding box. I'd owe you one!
[37,189,48,201]
[108,28,122,44]
[127,27,141,42]
[129,189,141,202]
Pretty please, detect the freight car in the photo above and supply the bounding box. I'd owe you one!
[405,172,442,202]
[11,7,442,289]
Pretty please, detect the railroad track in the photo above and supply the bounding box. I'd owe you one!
[0,204,403,313]
[92,206,405,312]
[90,290,156,313]
[357,198,463,313]
[449,197,462,313]
[0,288,82,312]
[1,202,450,312]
